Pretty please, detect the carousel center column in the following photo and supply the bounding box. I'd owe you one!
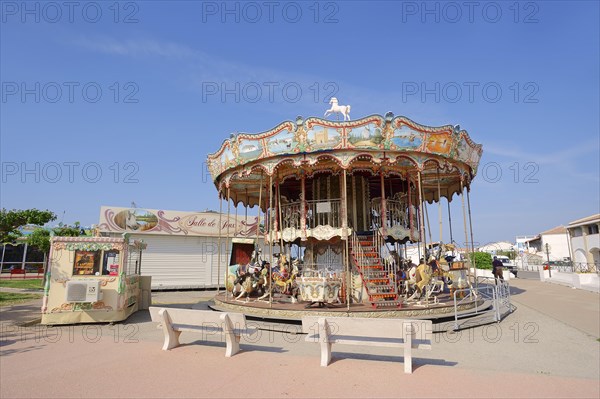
[301,170,307,241]
[342,168,351,307]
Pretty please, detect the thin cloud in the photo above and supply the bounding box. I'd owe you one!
[485,138,599,165]
[67,35,442,118]
[71,36,199,59]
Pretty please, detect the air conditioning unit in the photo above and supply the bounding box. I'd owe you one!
[65,280,102,303]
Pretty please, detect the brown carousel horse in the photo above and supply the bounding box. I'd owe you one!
[257,255,300,302]
[406,256,448,303]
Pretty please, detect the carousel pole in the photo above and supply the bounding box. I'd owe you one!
[235,199,239,241]
[408,176,414,239]
[217,191,223,294]
[256,173,263,256]
[437,168,443,244]
[460,178,473,283]
[245,188,248,232]
[417,171,426,260]
[447,198,454,244]
[342,168,350,310]
[269,174,274,307]
[301,171,307,241]
[276,179,285,255]
[466,180,478,290]
[379,168,387,237]
[226,185,231,300]
[424,196,433,248]
[234,197,239,296]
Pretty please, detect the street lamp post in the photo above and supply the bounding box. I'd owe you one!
[545,243,552,278]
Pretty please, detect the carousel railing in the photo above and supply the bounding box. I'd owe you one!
[373,228,397,281]
[280,201,303,230]
[386,199,408,229]
[280,199,342,231]
[370,198,409,231]
[306,199,342,229]
[350,232,364,268]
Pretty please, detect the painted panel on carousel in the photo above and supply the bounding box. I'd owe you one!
[394,157,417,169]
[114,209,158,232]
[238,138,263,161]
[306,125,342,150]
[424,132,453,155]
[390,125,423,150]
[347,122,384,149]
[222,146,235,168]
[468,147,482,171]
[266,128,296,155]
[456,136,471,163]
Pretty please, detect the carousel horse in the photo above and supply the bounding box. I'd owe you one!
[257,256,300,302]
[404,263,418,299]
[324,97,351,121]
[407,259,435,302]
[413,257,447,303]
[227,250,262,299]
[257,255,289,301]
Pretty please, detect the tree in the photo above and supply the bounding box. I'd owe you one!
[27,223,83,282]
[53,222,82,237]
[0,209,56,243]
[26,229,51,253]
[470,251,493,270]
[27,223,83,254]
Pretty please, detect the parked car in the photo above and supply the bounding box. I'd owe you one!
[497,255,518,277]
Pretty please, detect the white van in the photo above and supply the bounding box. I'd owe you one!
[496,255,517,277]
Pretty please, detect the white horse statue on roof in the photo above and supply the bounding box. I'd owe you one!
[324,97,351,121]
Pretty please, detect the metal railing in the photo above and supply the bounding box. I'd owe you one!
[543,262,599,274]
[386,199,408,229]
[452,277,512,330]
[572,262,599,274]
[280,199,342,231]
[373,228,397,281]
[350,231,368,268]
[280,201,303,230]
[370,198,409,232]
[306,199,341,229]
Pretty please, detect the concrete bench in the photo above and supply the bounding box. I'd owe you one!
[302,316,432,373]
[149,307,257,357]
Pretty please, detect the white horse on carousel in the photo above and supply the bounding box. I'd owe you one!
[324,97,351,121]
[227,250,263,301]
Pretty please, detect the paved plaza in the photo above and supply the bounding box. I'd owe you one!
[1,278,598,398]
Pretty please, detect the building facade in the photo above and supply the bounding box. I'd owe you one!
[97,206,261,290]
[523,226,570,261]
[567,214,600,271]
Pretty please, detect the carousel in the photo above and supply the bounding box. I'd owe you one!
[206,101,483,319]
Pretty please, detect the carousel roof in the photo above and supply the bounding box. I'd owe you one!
[206,113,483,207]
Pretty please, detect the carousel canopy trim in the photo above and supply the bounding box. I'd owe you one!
[207,113,482,184]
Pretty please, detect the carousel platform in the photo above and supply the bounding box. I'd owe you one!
[209,292,488,325]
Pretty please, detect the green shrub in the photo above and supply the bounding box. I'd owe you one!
[470,252,492,270]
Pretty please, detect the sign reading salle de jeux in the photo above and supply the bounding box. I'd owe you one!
[97,206,259,237]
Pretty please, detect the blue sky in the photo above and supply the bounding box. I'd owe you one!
[1,0,599,247]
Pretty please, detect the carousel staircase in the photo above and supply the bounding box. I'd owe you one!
[350,232,402,309]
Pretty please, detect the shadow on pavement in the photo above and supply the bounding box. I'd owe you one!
[176,339,287,354]
[329,352,457,368]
